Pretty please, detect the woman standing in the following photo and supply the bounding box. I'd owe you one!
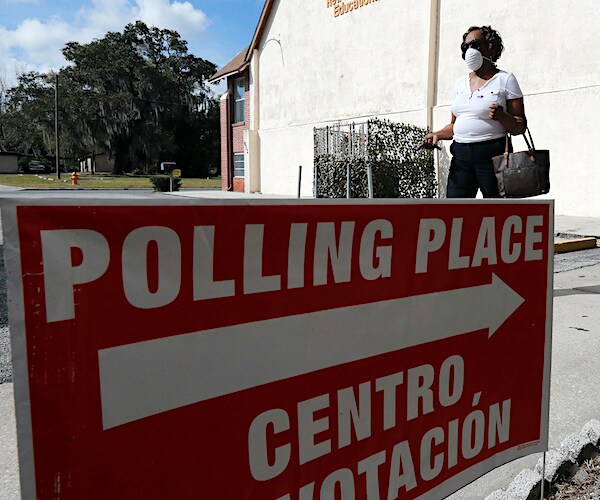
[423,26,527,198]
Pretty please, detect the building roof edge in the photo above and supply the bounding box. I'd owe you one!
[245,0,276,61]
[208,46,250,83]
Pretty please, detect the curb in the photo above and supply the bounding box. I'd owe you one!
[485,419,600,500]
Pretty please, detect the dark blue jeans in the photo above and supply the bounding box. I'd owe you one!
[447,137,505,198]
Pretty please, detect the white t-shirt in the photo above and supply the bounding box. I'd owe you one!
[451,70,523,143]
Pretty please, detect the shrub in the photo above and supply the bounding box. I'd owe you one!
[314,119,436,198]
[149,176,181,192]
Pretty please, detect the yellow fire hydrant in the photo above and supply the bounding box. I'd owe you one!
[71,171,79,185]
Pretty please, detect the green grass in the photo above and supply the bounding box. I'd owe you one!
[0,174,221,190]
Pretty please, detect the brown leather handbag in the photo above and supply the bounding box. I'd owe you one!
[492,128,550,198]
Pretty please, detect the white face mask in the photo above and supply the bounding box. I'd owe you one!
[465,48,494,71]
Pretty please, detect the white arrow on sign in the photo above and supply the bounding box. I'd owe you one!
[98,273,524,430]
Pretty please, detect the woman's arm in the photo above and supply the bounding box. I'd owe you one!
[489,98,527,135]
[423,113,456,146]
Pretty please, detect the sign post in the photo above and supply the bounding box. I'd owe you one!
[1,198,553,499]
[160,161,176,192]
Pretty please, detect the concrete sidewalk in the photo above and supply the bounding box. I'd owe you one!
[554,215,600,239]
[0,383,18,499]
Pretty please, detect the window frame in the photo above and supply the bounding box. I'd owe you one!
[232,77,245,124]
[233,153,245,178]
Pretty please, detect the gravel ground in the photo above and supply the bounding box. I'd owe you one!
[0,245,11,385]
[0,327,9,385]
[554,247,600,273]
[549,455,600,499]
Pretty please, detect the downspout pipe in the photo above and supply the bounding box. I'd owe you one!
[249,48,261,193]
[222,90,233,191]
[252,49,260,131]
[426,0,440,131]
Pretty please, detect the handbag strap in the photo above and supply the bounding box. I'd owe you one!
[522,127,536,153]
[504,132,513,168]
[506,128,536,159]
[502,134,511,168]
[504,134,514,154]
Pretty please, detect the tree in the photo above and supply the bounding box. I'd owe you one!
[0,21,219,175]
[172,95,221,177]
[61,21,217,174]
[0,72,55,157]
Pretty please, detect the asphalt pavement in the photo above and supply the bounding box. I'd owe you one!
[0,191,599,499]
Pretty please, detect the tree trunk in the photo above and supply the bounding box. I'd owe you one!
[112,134,134,174]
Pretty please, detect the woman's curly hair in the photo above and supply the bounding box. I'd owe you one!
[463,25,504,62]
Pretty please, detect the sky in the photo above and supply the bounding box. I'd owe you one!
[0,0,265,91]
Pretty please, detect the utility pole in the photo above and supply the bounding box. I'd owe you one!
[54,73,60,179]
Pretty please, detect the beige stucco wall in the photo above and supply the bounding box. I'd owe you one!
[0,155,19,174]
[255,0,429,197]
[80,154,114,173]
[253,0,600,214]
[95,154,113,173]
[257,0,429,128]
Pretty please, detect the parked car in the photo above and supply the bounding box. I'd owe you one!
[26,160,49,173]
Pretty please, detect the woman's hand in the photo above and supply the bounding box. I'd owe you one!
[423,117,455,146]
[489,100,527,135]
[489,104,506,121]
[422,132,440,149]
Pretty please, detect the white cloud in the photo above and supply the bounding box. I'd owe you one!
[0,0,209,85]
[76,0,134,36]
[135,0,208,39]
[8,17,73,68]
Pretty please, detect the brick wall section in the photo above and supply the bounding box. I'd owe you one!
[233,177,245,192]
[220,93,230,191]
[232,124,245,153]
[223,70,250,192]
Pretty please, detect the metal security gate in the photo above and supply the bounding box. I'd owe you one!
[313,121,372,199]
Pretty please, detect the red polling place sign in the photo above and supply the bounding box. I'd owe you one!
[2,198,553,499]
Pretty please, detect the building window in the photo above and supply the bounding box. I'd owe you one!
[233,77,245,123]
[234,153,245,177]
